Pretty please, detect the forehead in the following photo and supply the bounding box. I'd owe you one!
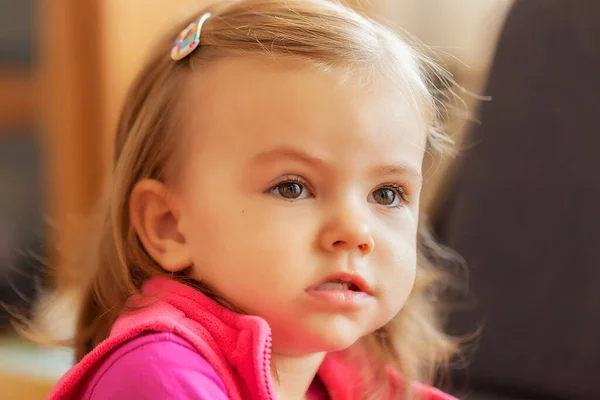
[179,57,427,172]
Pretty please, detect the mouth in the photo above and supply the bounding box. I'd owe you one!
[305,273,374,308]
[308,273,373,295]
[313,280,361,291]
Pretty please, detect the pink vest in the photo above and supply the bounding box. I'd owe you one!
[48,277,455,400]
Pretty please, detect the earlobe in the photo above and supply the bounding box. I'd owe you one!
[129,179,192,272]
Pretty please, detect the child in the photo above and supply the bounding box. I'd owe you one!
[49,0,458,399]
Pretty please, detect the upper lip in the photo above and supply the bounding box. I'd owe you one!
[309,272,374,295]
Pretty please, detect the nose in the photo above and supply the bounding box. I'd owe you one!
[318,210,375,255]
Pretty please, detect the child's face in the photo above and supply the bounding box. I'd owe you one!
[175,58,426,355]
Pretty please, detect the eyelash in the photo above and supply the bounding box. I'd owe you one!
[375,183,410,208]
[266,175,315,200]
[266,176,410,208]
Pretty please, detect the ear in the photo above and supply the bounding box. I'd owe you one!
[129,179,192,272]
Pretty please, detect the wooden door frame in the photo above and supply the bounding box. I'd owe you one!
[38,0,107,290]
[0,69,34,131]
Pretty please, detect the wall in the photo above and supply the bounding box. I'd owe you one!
[101,0,215,155]
[367,0,514,214]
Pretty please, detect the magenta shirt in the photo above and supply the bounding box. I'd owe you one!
[84,332,328,399]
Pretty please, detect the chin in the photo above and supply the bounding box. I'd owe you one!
[271,313,378,356]
[319,335,362,353]
[302,317,369,353]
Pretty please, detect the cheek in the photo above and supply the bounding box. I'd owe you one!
[376,229,418,316]
[182,209,254,267]
[180,197,317,288]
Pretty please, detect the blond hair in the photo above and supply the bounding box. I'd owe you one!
[75,0,458,397]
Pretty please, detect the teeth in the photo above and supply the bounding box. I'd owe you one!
[316,281,351,291]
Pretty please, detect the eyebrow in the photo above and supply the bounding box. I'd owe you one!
[250,145,422,181]
[373,165,423,183]
[249,146,326,168]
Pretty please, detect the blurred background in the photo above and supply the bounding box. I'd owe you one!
[1,0,599,399]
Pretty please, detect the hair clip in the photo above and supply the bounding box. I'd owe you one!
[171,12,212,61]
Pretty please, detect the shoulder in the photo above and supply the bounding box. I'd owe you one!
[85,332,228,400]
[412,381,457,400]
[385,366,457,400]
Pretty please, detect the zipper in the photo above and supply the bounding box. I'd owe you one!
[262,330,275,399]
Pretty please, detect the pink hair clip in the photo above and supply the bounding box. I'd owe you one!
[171,12,212,61]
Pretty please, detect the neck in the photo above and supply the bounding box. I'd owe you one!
[271,351,326,400]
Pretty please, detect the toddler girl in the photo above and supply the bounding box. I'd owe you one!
[49,0,458,399]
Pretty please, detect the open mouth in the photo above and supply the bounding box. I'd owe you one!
[306,274,373,308]
[314,280,361,292]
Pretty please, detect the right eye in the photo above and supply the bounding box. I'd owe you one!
[268,176,313,201]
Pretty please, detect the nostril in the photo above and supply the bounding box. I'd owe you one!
[329,241,370,252]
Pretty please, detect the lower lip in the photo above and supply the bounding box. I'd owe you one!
[305,289,372,309]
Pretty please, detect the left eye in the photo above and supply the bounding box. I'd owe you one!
[269,180,312,200]
[369,186,407,207]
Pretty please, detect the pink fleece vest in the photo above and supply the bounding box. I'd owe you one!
[48,277,455,400]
